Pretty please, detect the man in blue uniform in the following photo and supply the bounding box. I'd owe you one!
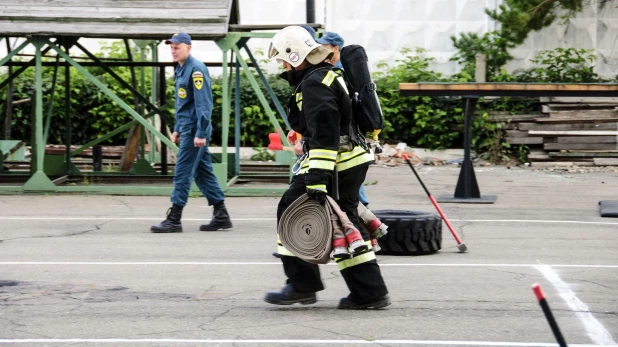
[151,32,233,233]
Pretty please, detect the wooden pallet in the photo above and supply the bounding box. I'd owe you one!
[500,98,618,166]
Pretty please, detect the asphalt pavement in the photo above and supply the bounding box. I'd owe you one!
[1,163,617,346]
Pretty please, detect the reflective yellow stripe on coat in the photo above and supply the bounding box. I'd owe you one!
[308,149,337,171]
[336,146,373,172]
[295,92,302,111]
[321,70,338,87]
[294,146,372,175]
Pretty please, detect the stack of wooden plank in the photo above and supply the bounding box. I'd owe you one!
[502,97,618,167]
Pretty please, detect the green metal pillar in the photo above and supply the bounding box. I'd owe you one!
[64,45,72,174]
[43,56,60,145]
[132,39,161,174]
[150,41,160,163]
[23,37,55,191]
[137,41,147,160]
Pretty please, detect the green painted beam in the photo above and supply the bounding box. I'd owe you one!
[215,33,242,51]
[0,186,24,194]
[225,186,287,197]
[0,183,289,197]
[0,38,31,67]
[231,45,290,147]
[238,33,277,39]
[55,186,174,195]
[44,38,179,153]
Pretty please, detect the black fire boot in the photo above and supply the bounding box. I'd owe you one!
[337,294,391,310]
[264,284,317,306]
[150,204,183,233]
[199,202,232,231]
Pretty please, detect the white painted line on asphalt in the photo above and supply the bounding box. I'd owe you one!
[1,262,617,268]
[0,338,613,346]
[0,217,276,221]
[535,265,617,346]
[453,219,618,225]
[1,216,617,226]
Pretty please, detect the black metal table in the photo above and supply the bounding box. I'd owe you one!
[398,83,618,204]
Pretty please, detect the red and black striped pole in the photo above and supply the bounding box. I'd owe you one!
[532,283,568,347]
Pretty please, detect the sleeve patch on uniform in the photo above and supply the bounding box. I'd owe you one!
[192,71,205,90]
[193,78,204,90]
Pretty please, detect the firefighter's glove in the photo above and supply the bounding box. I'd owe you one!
[305,171,330,205]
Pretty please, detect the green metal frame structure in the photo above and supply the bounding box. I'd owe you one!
[0,30,299,196]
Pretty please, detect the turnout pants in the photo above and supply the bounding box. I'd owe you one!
[170,127,225,207]
[276,163,388,303]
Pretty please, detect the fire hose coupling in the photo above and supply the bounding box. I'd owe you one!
[373,222,388,239]
[357,204,388,239]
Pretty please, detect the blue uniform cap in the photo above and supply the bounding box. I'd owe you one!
[316,32,344,48]
[301,25,316,38]
[165,32,192,45]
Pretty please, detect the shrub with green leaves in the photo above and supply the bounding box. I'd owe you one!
[373,48,463,149]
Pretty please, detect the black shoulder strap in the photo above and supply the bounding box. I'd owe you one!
[293,66,333,95]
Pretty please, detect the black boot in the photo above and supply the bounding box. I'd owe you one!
[150,204,183,233]
[264,284,317,306]
[199,202,232,231]
[337,294,391,310]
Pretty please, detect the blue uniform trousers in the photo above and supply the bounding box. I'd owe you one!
[170,128,225,207]
[359,185,369,205]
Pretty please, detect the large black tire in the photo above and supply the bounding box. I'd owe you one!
[372,210,442,255]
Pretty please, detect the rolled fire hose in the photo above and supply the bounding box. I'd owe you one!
[278,194,356,264]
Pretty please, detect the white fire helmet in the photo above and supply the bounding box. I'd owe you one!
[268,26,333,68]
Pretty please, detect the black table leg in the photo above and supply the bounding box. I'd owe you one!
[437,96,497,204]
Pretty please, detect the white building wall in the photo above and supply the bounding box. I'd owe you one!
[237,0,618,78]
[1,0,616,78]
[506,0,618,77]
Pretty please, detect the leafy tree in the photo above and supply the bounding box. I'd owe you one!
[451,0,586,79]
[487,0,584,45]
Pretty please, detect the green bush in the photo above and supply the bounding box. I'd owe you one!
[520,48,600,83]
[373,48,463,149]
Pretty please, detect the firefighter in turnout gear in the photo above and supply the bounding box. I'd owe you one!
[151,32,232,233]
[264,26,390,309]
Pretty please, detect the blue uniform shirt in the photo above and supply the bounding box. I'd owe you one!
[173,55,213,139]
